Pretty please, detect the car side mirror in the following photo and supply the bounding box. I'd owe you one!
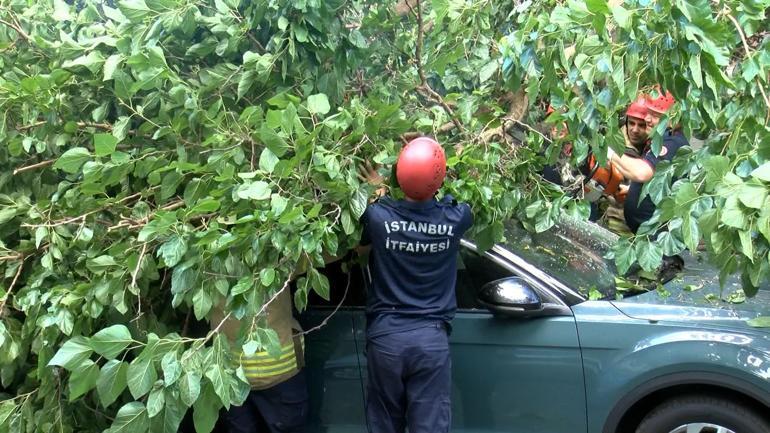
[477,277,544,318]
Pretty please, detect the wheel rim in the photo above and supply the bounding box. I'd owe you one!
[668,424,736,433]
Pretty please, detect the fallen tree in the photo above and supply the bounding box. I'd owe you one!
[0,0,768,432]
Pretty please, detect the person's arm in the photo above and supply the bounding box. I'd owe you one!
[608,148,654,183]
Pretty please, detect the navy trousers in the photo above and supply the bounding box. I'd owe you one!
[226,369,309,433]
[366,324,452,433]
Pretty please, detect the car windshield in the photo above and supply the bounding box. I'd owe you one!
[501,216,618,298]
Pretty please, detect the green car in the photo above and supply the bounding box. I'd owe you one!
[301,217,770,433]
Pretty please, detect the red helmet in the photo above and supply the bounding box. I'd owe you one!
[625,97,648,120]
[396,137,446,200]
[645,89,675,114]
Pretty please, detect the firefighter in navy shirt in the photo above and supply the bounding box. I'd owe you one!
[607,90,689,233]
[358,137,473,433]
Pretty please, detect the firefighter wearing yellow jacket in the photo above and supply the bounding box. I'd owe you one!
[212,287,307,433]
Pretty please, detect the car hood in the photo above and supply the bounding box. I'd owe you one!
[611,253,770,334]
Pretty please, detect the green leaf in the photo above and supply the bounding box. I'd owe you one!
[585,0,609,15]
[90,324,133,359]
[348,29,368,48]
[610,5,631,30]
[237,181,271,201]
[118,0,152,22]
[87,255,118,273]
[113,116,131,142]
[256,327,282,358]
[53,0,73,20]
[204,364,230,407]
[238,70,258,99]
[49,336,93,370]
[747,316,770,328]
[635,241,663,272]
[54,147,91,174]
[127,357,157,399]
[106,402,148,433]
[613,240,636,275]
[231,276,253,296]
[158,235,187,267]
[0,400,15,426]
[739,229,754,260]
[721,196,747,229]
[97,360,128,408]
[751,162,770,182]
[479,60,498,83]
[62,51,105,74]
[104,54,123,81]
[350,185,368,219]
[35,226,47,249]
[259,268,276,287]
[308,268,330,300]
[658,231,685,256]
[179,371,201,407]
[161,352,181,387]
[259,148,279,173]
[192,288,213,320]
[69,359,100,401]
[154,391,185,433]
[193,383,221,433]
[259,125,289,157]
[147,387,165,418]
[689,54,703,88]
[94,133,118,157]
[341,210,354,235]
[738,183,767,209]
[758,213,770,243]
[307,93,331,115]
[682,214,700,253]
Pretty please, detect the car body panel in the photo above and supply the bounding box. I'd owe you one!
[302,218,770,433]
[447,312,587,433]
[573,301,770,433]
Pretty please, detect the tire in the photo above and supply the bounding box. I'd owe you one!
[635,395,770,433]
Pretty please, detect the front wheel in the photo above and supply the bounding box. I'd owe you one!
[635,395,770,433]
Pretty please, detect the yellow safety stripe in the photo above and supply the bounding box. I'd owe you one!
[230,341,297,359]
[243,362,298,379]
[242,357,298,374]
[239,350,295,365]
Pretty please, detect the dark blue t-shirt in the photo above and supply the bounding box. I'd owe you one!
[625,130,689,233]
[360,195,473,338]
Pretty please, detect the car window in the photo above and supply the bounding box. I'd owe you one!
[501,218,617,298]
[455,247,513,310]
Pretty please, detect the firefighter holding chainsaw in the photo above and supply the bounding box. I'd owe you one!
[358,137,473,433]
[593,97,651,235]
[608,90,689,233]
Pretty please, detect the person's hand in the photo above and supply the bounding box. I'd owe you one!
[358,162,388,197]
[621,124,632,148]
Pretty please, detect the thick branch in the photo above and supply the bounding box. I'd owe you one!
[130,243,148,291]
[0,17,31,42]
[17,121,114,132]
[21,192,143,228]
[107,200,185,232]
[726,13,770,118]
[13,159,55,175]
[412,0,466,134]
[402,121,456,140]
[0,258,25,314]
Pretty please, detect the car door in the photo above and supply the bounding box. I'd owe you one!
[448,246,587,433]
[301,260,368,433]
